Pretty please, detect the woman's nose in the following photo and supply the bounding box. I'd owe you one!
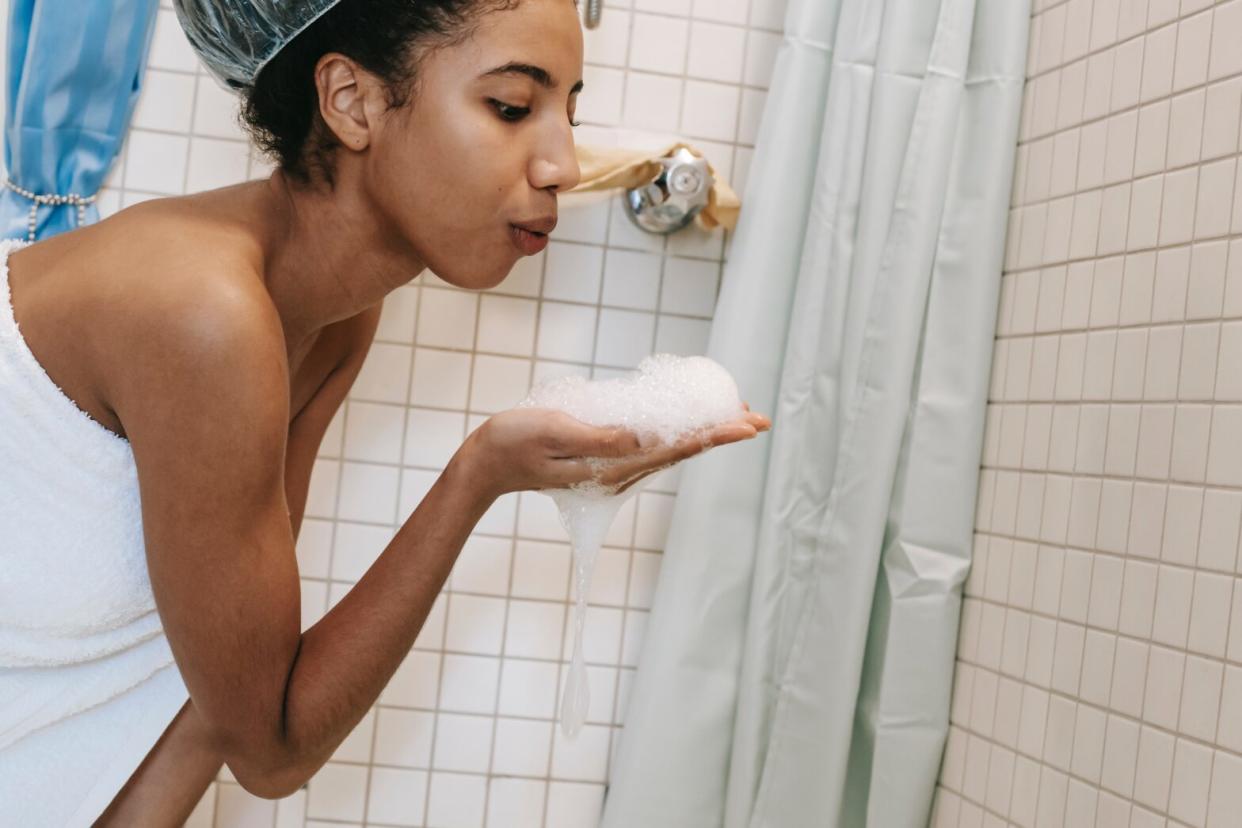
[531,134,582,192]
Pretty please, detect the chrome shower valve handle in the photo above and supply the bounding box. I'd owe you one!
[623,147,715,235]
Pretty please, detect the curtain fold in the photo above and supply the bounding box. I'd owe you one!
[601,1,1029,826]
[1,0,158,241]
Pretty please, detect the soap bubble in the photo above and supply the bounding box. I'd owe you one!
[517,354,746,738]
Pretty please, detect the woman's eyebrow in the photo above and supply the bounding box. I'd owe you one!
[481,61,585,94]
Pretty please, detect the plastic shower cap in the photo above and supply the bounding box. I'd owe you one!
[172,0,345,92]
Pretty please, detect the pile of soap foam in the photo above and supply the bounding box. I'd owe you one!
[518,354,746,738]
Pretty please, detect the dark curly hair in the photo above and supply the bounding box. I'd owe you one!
[238,0,529,188]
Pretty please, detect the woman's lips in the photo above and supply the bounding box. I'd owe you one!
[510,223,549,255]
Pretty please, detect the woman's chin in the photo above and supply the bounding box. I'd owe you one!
[432,260,516,292]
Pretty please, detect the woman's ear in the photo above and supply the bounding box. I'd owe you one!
[313,52,379,151]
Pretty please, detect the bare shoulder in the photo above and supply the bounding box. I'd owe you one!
[85,203,288,418]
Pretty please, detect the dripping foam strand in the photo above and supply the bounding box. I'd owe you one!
[518,354,745,738]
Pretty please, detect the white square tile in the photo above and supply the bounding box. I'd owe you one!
[576,66,625,126]
[1177,655,1223,742]
[476,295,538,356]
[1207,750,1242,828]
[1195,158,1237,240]
[544,781,605,828]
[1084,50,1116,122]
[444,594,506,655]
[622,72,683,134]
[1144,645,1187,730]
[660,256,720,316]
[1160,167,1200,247]
[498,657,559,718]
[1140,23,1177,104]
[1152,564,1195,647]
[336,462,399,524]
[124,130,189,194]
[192,74,247,140]
[403,408,466,468]
[1177,322,1220,400]
[511,540,572,601]
[450,535,512,598]
[351,343,413,405]
[543,243,604,304]
[410,348,472,409]
[417,288,479,350]
[486,778,545,828]
[214,785,274,828]
[554,197,611,246]
[1187,241,1228,320]
[1218,665,1242,752]
[1101,714,1140,797]
[686,21,745,83]
[367,767,427,827]
[537,302,599,363]
[1127,174,1164,251]
[680,79,740,142]
[438,653,502,715]
[518,491,571,542]
[1197,489,1242,571]
[595,308,655,368]
[1168,88,1207,169]
[426,772,486,828]
[185,137,249,192]
[1134,100,1170,177]
[550,723,611,782]
[1119,559,1159,638]
[1132,726,1175,812]
[504,599,566,660]
[341,401,404,464]
[654,314,711,356]
[1209,0,1242,81]
[492,717,553,776]
[432,713,493,773]
[133,70,195,132]
[469,355,532,414]
[1111,37,1145,111]
[373,707,436,767]
[601,249,662,310]
[375,286,418,344]
[1167,738,1212,826]
[1187,572,1233,656]
[583,11,631,66]
[148,7,200,71]
[1207,405,1242,486]
[306,763,369,822]
[1173,9,1213,93]
[628,13,689,74]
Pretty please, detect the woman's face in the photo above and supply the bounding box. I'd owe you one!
[368,0,584,290]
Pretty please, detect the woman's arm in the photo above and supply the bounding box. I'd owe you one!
[113,279,506,799]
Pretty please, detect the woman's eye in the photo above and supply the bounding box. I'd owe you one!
[489,99,530,122]
[570,118,582,128]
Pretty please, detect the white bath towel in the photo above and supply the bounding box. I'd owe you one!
[0,237,190,825]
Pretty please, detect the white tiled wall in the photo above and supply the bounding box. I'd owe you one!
[934,1,1242,826]
[81,1,785,826]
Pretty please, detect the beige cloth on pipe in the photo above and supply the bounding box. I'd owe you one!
[571,142,741,232]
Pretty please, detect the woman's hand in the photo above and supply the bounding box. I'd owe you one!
[453,405,771,504]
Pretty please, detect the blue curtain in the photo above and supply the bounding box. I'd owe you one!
[1,0,158,242]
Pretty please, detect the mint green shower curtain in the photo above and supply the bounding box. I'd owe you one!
[600,1,1030,826]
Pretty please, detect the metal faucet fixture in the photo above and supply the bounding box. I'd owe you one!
[584,0,602,29]
[623,147,715,235]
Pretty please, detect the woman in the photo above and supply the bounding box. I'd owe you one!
[0,0,768,823]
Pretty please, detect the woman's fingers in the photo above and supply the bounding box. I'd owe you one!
[552,416,643,459]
